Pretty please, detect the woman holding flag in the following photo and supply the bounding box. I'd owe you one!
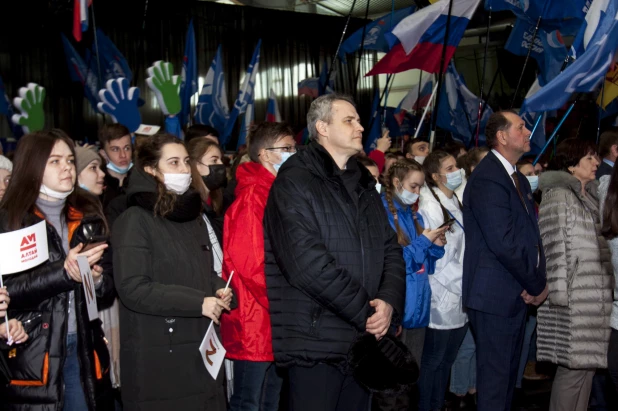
[0,129,114,410]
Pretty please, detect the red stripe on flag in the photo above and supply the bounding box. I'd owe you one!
[73,0,82,42]
[366,43,456,76]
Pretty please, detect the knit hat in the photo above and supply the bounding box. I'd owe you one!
[0,155,12,172]
[75,146,101,175]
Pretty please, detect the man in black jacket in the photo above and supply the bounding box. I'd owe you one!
[264,94,406,411]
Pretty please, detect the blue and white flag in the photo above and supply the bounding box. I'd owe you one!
[437,62,493,146]
[180,20,198,126]
[62,34,100,111]
[222,40,261,146]
[364,88,382,153]
[93,29,133,83]
[571,0,617,58]
[339,7,415,63]
[0,75,23,138]
[486,0,588,30]
[237,101,254,149]
[195,45,230,135]
[522,2,618,112]
[519,78,547,153]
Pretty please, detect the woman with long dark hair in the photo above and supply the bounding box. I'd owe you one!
[600,161,618,391]
[112,133,234,410]
[0,129,114,410]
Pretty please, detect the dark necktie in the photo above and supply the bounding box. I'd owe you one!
[511,172,528,213]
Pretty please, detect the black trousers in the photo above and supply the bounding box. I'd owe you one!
[288,363,370,411]
[608,328,618,394]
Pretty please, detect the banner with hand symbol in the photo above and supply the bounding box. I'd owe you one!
[97,78,142,133]
[12,83,46,134]
[146,61,182,116]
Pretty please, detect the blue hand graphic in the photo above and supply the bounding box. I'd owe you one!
[97,78,141,133]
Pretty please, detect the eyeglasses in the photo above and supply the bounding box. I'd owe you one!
[265,146,297,153]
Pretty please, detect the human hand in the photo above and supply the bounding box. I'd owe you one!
[98,78,142,133]
[12,83,46,134]
[146,61,181,116]
[0,288,9,317]
[64,243,108,283]
[422,226,449,243]
[366,299,394,340]
[0,319,28,344]
[216,288,233,307]
[202,296,231,325]
[375,130,392,153]
[531,285,549,306]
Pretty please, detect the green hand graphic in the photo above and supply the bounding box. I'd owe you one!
[12,83,45,134]
[146,61,181,116]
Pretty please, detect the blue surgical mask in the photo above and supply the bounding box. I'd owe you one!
[107,161,133,175]
[273,152,294,173]
[442,169,463,191]
[526,175,539,192]
[397,186,419,205]
[79,183,90,192]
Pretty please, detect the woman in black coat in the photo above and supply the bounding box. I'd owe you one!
[0,130,114,410]
[112,133,234,411]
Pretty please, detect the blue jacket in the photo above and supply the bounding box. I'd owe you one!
[462,151,546,318]
[382,195,445,328]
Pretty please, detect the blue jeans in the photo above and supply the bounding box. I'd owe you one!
[516,314,537,389]
[229,360,282,411]
[418,325,469,411]
[63,333,88,411]
[450,327,476,396]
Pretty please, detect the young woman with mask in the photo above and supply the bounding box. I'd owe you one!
[75,146,106,196]
[417,151,468,411]
[112,133,234,410]
[0,130,114,410]
[381,159,447,371]
[221,123,295,411]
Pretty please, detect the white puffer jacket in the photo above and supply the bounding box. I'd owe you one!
[418,185,467,329]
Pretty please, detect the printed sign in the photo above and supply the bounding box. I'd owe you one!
[77,255,99,321]
[199,322,226,380]
[0,221,49,275]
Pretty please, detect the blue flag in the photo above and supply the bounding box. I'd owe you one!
[437,63,493,146]
[318,61,335,97]
[519,78,548,153]
[237,101,254,149]
[571,0,617,58]
[338,7,415,63]
[522,4,618,113]
[505,19,567,86]
[93,29,133,83]
[180,20,198,127]
[222,40,261,146]
[364,88,382,153]
[0,75,23,138]
[195,45,230,134]
[62,34,101,111]
[486,0,588,30]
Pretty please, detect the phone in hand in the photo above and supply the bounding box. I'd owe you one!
[438,218,456,229]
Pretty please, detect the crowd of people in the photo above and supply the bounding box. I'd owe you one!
[0,93,617,411]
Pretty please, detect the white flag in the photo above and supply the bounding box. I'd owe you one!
[0,221,49,275]
[77,255,99,321]
[199,322,226,380]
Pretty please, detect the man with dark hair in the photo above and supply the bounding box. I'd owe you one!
[263,93,405,410]
[98,124,133,207]
[596,128,618,179]
[463,110,548,411]
[221,122,294,411]
[404,137,430,164]
[185,124,220,144]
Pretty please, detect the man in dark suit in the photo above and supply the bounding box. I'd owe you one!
[462,110,548,411]
[596,129,617,180]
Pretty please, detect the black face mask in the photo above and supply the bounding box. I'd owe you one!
[201,164,228,190]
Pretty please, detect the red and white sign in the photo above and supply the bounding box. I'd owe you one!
[0,221,49,275]
[199,322,226,380]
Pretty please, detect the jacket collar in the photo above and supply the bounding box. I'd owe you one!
[235,162,276,197]
[539,170,600,201]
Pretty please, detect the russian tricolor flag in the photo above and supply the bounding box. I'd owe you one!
[367,0,480,75]
[266,89,282,122]
[73,0,91,42]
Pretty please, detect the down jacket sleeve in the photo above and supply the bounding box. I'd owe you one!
[112,209,206,318]
[264,175,370,331]
[538,190,570,307]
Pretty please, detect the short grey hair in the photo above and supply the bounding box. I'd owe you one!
[307,93,356,140]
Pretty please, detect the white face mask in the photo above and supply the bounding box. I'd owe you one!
[397,186,419,205]
[526,175,539,192]
[375,182,382,193]
[414,155,426,165]
[40,184,74,200]
[273,152,294,173]
[441,169,463,191]
[163,173,192,195]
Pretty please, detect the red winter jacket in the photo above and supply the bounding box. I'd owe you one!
[220,162,276,361]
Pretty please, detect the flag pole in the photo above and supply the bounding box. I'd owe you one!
[533,101,577,165]
[597,79,606,145]
[475,7,492,147]
[366,74,394,137]
[511,16,542,108]
[326,0,358,91]
[430,0,454,152]
[354,0,372,99]
[0,273,11,345]
[415,83,439,139]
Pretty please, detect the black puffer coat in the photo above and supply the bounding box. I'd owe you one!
[112,168,232,411]
[263,142,406,368]
[0,210,114,411]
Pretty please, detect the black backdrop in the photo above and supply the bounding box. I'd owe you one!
[0,0,376,148]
